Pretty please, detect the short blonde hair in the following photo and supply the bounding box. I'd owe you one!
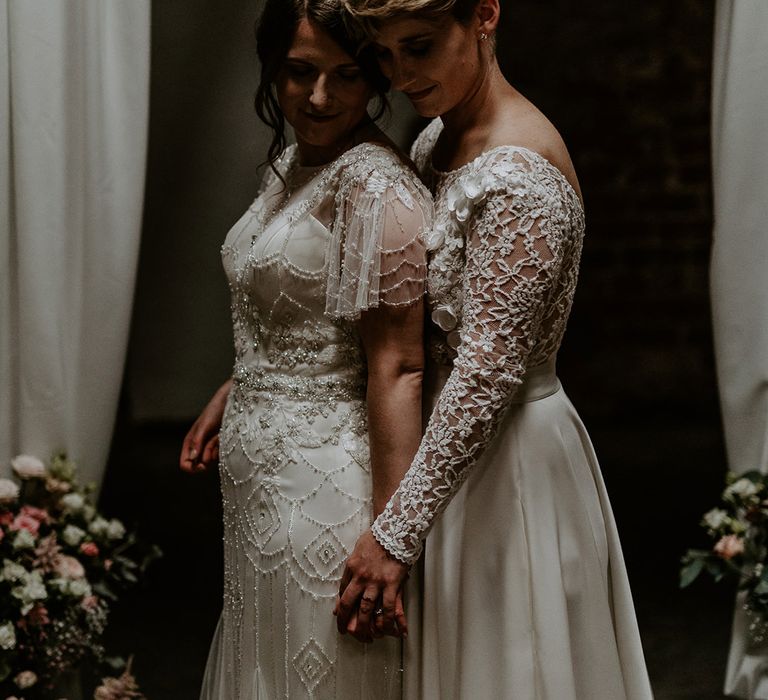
[343,0,479,24]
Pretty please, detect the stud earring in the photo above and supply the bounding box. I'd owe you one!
[479,32,488,41]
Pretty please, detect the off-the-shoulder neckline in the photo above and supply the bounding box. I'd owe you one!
[425,122,584,210]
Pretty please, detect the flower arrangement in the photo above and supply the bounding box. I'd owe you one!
[0,453,158,698]
[681,470,768,642]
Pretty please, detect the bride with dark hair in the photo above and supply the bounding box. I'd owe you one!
[180,1,432,697]
[337,0,654,698]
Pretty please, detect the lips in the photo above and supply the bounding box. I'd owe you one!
[302,111,339,122]
[405,85,435,101]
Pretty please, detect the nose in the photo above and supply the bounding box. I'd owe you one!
[388,57,415,92]
[309,74,332,111]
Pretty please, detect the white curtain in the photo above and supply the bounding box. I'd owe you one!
[711,1,768,697]
[0,0,150,487]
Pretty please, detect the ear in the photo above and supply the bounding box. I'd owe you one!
[475,0,500,35]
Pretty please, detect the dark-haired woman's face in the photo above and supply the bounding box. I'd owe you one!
[276,19,373,163]
[372,16,480,118]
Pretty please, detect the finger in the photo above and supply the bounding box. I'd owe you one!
[375,584,398,637]
[336,579,366,633]
[202,435,219,467]
[394,588,408,638]
[353,585,379,643]
[337,564,353,599]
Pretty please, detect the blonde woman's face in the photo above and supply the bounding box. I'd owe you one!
[276,19,373,162]
[372,15,481,117]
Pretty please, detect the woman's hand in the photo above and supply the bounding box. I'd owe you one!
[334,529,410,643]
[180,379,232,473]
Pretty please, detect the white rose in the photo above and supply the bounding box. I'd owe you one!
[62,524,86,546]
[89,517,109,537]
[703,508,730,531]
[83,504,96,521]
[725,478,760,501]
[0,478,19,505]
[106,518,126,540]
[68,579,92,598]
[0,621,16,650]
[14,670,38,689]
[11,571,47,613]
[13,529,35,550]
[11,454,46,479]
[461,172,492,201]
[60,492,85,512]
[431,305,458,332]
[0,560,27,583]
[425,224,447,252]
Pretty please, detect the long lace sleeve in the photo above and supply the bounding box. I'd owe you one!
[325,152,432,320]
[371,155,581,564]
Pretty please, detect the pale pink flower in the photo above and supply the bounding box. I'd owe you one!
[45,477,71,494]
[80,541,99,557]
[94,657,144,699]
[11,454,47,479]
[10,513,41,536]
[54,554,85,580]
[14,669,38,688]
[81,595,100,611]
[714,534,745,560]
[104,558,113,571]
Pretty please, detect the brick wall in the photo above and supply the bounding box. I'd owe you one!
[497,1,717,425]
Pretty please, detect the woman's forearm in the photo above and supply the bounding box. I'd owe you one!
[366,367,423,518]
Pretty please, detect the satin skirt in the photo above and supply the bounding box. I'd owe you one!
[404,361,654,700]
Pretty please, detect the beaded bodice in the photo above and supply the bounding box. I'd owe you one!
[371,119,587,565]
[221,142,431,413]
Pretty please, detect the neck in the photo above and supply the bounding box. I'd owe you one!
[440,58,515,140]
[295,118,382,167]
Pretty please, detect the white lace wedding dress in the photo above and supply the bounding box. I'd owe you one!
[373,119,654,699]
[200,142,431,699]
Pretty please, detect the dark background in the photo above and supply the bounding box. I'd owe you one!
[100,1,731,698]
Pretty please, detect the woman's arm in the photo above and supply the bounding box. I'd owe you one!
[337,299,424,642]
[179,378,232,473]
[336,153,577,631]
[359,302,424,518]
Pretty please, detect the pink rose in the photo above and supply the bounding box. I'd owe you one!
[26,604,50,626]
[80,542,99,557]
[81,595,100,611]
[20,506,49,524]
[54,554,85,579]
[0,511,13,526]
[10,513,40,535]
[714,534,744,560]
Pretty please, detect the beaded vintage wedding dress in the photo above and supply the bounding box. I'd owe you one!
[200,142,430,699]
[374,120,654,699]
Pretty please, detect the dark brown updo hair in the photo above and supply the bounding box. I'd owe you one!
[254,0,389,175]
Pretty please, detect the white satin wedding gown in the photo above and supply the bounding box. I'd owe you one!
[372,119,654,700]
[200,141,431,699]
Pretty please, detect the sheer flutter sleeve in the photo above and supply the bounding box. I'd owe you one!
[325,152,432,320]
[371,154,580,564]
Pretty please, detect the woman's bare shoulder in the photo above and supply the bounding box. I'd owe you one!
[488,95,582,199]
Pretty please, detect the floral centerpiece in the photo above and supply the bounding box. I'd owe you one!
[0,453,157,698]
[681,470,768,642]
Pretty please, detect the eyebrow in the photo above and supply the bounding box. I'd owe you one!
[399,32,432,44]
[285,56,360,70]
